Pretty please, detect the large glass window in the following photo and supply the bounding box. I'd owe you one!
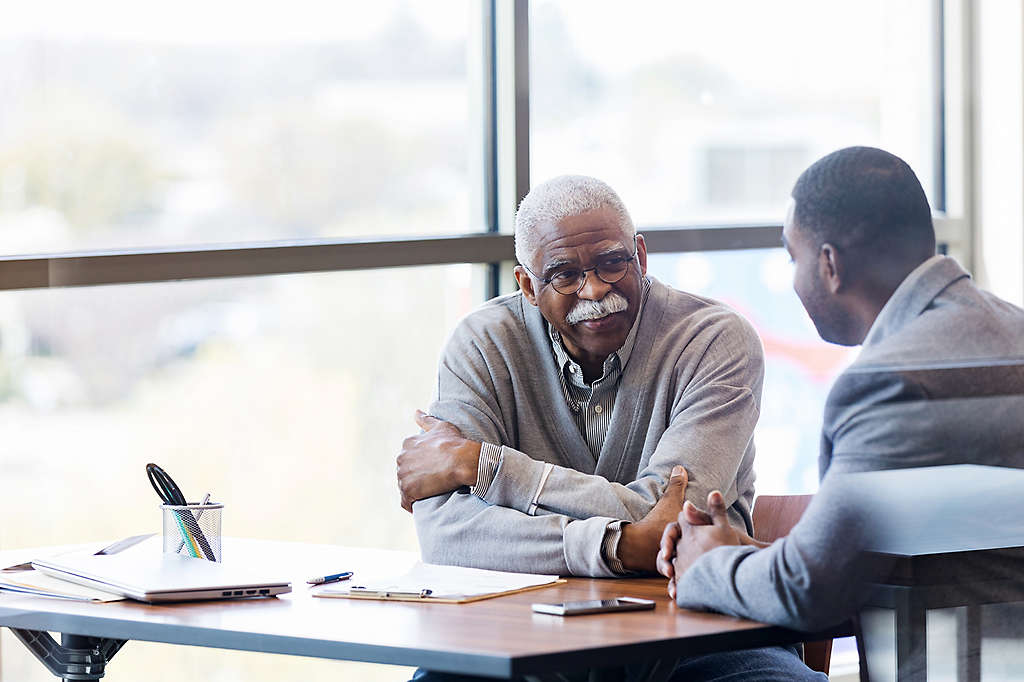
[0,1,477,254]
[0,265,478,550]
[0,265,476,681]
[531,0,939,225]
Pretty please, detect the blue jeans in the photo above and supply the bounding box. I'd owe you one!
[666,645,828,681]
[410,644,828,681]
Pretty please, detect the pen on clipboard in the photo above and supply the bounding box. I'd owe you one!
[348,587,433,599]
[306,571,354,585]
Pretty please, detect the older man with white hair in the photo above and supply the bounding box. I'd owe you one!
[398,174,763,576]
[396,175,824,680]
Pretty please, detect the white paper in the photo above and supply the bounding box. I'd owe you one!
[320,562,559,600]
[0,569,124,602]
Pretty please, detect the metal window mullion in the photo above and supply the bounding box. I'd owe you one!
[933,0,948,213]
[641,225,782,253]
[493,0,530,297]
[0,225,786,291]
[510,0,530,219]
[0,235,516,291]
[482,0,501,300]
[931,0,976,271]
[958,0,977,274]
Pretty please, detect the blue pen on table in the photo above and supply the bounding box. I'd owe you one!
[307,571,354,585]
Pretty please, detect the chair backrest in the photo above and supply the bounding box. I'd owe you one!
[751,494,832,675]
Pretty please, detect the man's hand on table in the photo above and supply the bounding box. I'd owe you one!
[656,489,768,599]
[616,466,690,573]
[397,410,481,512]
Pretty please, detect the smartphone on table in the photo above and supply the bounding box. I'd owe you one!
[531,596,656,616]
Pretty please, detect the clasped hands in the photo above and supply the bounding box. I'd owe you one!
[657,490,768,599]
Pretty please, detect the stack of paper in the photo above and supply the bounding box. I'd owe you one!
[315,562,563,603]
[0,535,155,602]
[0,569,124,602]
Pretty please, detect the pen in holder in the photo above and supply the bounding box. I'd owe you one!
[162,501,223,562]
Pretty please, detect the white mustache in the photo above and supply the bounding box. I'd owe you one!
[565,291,629,325]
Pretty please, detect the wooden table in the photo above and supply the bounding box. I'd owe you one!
[0,539,839,681]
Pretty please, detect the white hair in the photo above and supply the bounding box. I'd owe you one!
[514,175,635,269]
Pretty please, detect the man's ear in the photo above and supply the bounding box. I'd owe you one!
[819,243,845,294]
[635,233,648,276]
[514,266,539,306]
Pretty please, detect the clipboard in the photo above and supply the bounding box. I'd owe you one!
[313,562,566,604]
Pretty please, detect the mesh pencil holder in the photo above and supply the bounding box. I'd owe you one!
[161,502,223,562]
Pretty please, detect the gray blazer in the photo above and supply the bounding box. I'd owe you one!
[674,256,1024,630]
[414,277,763,577]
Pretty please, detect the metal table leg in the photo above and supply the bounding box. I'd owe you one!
[9,628,126,681]
[895,591,927,682]
[956,604,981,682]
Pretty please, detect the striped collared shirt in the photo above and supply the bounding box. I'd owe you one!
[548,277,650,458]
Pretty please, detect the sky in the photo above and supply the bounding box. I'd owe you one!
[539,0,931,95]
[0,0,469,43]
[1,0,932,102]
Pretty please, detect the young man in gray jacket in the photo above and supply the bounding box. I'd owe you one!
[660,147,1024,639]
[397,175,825,681]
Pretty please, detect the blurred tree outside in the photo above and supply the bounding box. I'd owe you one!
[219,103,466,238]
[0,88,166,241]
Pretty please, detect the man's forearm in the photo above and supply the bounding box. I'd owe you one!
[478,446,664,519]
[414,490,624,577]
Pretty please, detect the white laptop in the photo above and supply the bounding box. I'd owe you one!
[32,547,291,603]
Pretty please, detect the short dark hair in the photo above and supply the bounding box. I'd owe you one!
[791,146,935,259]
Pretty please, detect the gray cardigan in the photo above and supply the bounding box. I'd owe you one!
[674,256,1024,630]
[413,277,764,577]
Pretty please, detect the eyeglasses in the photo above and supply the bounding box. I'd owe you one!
[521,236,638,296]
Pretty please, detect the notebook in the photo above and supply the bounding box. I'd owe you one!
[32,549,291,603]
